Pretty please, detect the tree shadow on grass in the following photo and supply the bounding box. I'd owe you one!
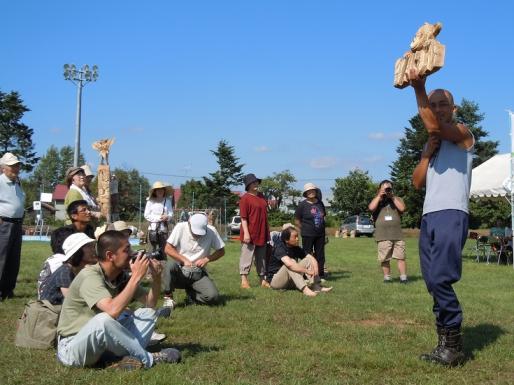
[463,323,505,361]
[163,342,222,357]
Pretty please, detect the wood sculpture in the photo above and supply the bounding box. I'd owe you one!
[394,22,445,89]
[92,138,115,223]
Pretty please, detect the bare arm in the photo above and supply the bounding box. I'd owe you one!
[95,256,150,319]
[392,196,406,214]
[164,243,193,267]
[408,69,473,148]
[281,256,315,276]
[194,247,225,268]
[241,218,251,243]
[412,135,441,190]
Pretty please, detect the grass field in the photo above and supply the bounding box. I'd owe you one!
[1,237,514,385]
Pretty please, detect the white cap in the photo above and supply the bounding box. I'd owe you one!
[62,233,95,260]
[189,213,208,236]
[0,152,21,166]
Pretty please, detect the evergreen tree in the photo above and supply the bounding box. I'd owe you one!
[0,90,39,172]
[177,179,210,210]
[111,168,150,221]
[203,140,245,214]
[390,99,499,228]
[330,169,376,219]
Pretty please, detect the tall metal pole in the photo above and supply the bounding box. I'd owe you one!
[74,80,83,167]
[509,110,514,268]
[138,183,142,231]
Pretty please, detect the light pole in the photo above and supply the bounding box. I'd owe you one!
[63,64,99,167]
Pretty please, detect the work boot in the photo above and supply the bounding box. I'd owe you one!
[420,326,465,367]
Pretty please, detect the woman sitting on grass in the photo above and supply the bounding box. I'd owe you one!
[40,233,97,305]
[266,226,332,297]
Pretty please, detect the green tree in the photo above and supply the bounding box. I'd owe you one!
[177,179,210,210]
[330,169,375,219]
[0,90,39,172]
[260,170,297,211]
[112,168,150,221]
[390,99,499,228]
[469,198,511,229]
[31,145,84,192]
[203,140,245,214]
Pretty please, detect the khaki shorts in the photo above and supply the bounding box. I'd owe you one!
[377,240,406,262]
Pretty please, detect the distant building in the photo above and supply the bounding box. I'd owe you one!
[52,184,68,220]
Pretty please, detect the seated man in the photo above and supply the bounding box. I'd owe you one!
[56,230,181,370]
[163,213,225,305]
[51,200,95,253]
[266,226,332,297]
[38,201,95,298]
[40,233,97,305]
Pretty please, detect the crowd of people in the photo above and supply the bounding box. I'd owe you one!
[0,69,478,369]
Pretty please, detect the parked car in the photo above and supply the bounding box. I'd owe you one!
[340,215,374,237]
[229,215,241,235]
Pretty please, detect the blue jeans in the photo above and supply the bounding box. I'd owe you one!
[57,308,157,368]
[419,210,468,328]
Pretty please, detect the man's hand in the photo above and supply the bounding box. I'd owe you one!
[148,258,163,279]
[243,234,251,244]
[130,253,150,282]
[160,215,169,221]
[407,68,426,89]
[304,266,316,277]
[194,257,210,268]
[422,135,441,159]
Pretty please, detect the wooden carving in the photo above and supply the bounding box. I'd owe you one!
[92,138,115,165]
[394,22,445,89]
[92,138,114,223]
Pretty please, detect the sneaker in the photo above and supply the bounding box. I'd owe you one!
[162,296,176,309]
[152,348,181,365]
[383,278,393,283]
[106,356,143,370]
[156,306,172,318]
[148,331,166,346]
[400,278,409,284]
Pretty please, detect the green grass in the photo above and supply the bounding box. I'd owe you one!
[2,237,514,385]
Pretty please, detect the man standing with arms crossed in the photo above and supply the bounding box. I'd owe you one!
[410,69,474,366]
[0,153,25,301]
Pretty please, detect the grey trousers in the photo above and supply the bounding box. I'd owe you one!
[239,243,267,277]
[270,257,314,291]
[0,220,22,297]
[165,260,219,305]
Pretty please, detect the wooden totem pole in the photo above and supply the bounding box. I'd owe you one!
[92,138,115,224]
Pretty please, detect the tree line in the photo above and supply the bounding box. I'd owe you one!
[1,88,507,229]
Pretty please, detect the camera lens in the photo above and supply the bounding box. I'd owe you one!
[385,187,392,193]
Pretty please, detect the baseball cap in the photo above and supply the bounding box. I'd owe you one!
[0,152,21,166]
[189,213,208,236]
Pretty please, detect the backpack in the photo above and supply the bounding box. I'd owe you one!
[15,300,61,349]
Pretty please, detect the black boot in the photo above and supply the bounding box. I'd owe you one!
[420,327,465,367]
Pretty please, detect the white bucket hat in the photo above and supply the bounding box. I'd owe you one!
[62,233,95,261]
[80,164,94,177]
[302,182,318,197]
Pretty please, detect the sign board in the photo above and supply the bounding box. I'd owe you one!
[40,193,53,203]
[33,201,41,210]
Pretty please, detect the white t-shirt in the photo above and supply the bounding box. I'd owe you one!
[167,222,225,262]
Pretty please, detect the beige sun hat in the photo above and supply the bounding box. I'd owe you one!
[302,182,319,197]
[62,233,95,261]
[148,181,173,198]
[281,223,295,231]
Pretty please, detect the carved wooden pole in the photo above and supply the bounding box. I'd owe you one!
[92,138,115,224]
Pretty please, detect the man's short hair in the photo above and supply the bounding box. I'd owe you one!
[67,200,89,217]
[97,230,127,261]
[280,226,297,243]
[379,180,393,188]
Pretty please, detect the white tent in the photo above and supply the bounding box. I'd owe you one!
[470,153,511,198]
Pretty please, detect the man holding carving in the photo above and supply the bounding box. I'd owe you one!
[410,69,474,366]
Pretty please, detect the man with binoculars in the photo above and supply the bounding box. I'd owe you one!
[368,180,407,283]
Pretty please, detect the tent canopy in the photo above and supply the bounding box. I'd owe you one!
[470,153,511,198]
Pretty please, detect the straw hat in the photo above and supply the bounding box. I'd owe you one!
[302,182,318,197]
[148,181,173,198]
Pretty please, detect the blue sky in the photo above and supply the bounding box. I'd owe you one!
[3,1,513,196]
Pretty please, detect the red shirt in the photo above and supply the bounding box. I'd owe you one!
[239,192,269,246]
